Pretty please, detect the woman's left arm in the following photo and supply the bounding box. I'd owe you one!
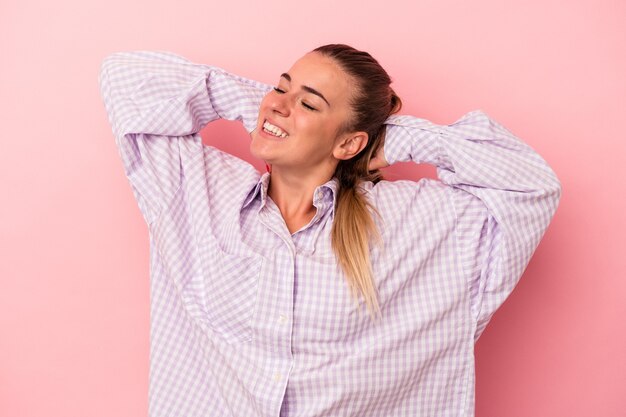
[382,110,562,342]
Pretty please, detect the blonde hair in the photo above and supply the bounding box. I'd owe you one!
[313,44,403,320]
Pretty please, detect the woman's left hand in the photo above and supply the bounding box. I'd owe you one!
[368,142,390,171]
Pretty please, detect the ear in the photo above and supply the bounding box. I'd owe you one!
[333,131,369,160]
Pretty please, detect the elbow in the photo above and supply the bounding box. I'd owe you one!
[553,177,563,210]
[554,176,562,200]
[100,52,122,75]
[544,169,563,218]
[100,51,133,76]
[99,54,118,85]
[548,165,562,200]
[98,51,132,94]
[98,57,114,97]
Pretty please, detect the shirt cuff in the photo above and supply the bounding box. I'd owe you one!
[383,114,443,166]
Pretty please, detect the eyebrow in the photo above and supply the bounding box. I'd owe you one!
[280,72,331,107]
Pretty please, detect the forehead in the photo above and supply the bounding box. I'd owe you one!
[284,52,354,104]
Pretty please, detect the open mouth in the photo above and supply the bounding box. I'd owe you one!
[262,120,289,138]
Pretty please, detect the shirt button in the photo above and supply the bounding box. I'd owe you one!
[278,314,287,323]
[274,372,282,382]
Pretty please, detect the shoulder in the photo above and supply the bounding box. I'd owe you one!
[360,178,454,231]
[365,177,489,219]
[363,177,450,207]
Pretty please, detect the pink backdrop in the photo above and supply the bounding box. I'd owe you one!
[1,0,624,415]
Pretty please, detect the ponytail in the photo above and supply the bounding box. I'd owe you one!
[313,44,403,320]
[332,155,384,320]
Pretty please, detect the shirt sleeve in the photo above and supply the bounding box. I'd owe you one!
[98,50,273,225]
[383,110,562,342]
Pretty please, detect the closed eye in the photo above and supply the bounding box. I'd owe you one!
[273,87,317,111]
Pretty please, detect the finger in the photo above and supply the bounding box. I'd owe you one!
[368,158,376,171]
[368,157,382,171]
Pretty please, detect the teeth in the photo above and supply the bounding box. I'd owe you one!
[263,120,289,138]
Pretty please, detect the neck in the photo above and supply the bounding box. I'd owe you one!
[267,164,334,220]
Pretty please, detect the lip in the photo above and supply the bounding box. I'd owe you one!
[263,117,289,136]
[259,125,285,140]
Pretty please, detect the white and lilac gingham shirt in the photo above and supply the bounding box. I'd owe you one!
[99,50,561,417]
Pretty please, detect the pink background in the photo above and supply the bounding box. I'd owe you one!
[1,0,624,415]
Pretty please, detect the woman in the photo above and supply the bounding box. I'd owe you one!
[99,44,561,417]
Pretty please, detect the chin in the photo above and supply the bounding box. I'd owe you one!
[249,135,272,162]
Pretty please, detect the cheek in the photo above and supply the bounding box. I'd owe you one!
[298,114,334,137]
[259,94,277,114]
[258,97,271,115]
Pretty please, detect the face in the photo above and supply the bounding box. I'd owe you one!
[250,52,366,174]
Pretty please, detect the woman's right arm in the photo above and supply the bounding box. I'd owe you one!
[98,50,272,224]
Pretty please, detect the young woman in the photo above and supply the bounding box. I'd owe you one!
[99,44,561,417]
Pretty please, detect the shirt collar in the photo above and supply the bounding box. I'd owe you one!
[242,172,339,219]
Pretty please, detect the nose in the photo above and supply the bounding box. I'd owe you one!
[268,91,290,116]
